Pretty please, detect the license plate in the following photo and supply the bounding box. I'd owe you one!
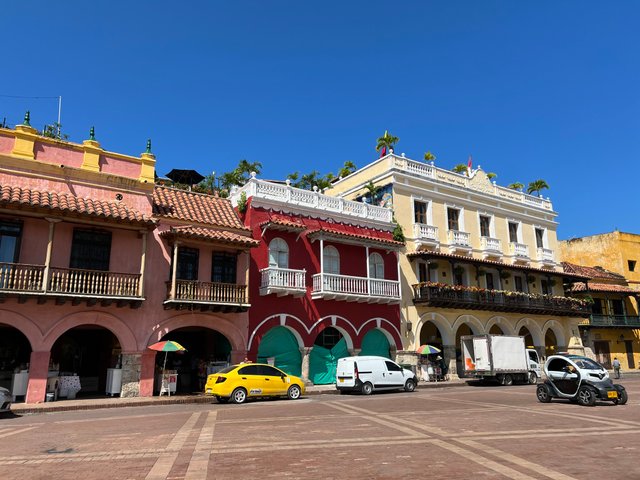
[339,378,344,383]
[607,391,618,399]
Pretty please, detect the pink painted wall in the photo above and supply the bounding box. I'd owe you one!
[34,142,84,168]
[100,154,142,179]
[0,132,13,153]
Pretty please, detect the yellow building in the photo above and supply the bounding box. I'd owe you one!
[560,231,640,293]
[327,153,589,376]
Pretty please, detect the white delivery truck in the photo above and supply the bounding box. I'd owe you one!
[461,334,542,385]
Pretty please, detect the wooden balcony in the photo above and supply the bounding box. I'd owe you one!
[311,273,400,304]
[412,283,591,316]
[260,267,306,297]
[0,262,142,307]
[580,314,640,328]
[165,280,249,312]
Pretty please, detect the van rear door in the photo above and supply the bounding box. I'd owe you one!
[336,358,356,387]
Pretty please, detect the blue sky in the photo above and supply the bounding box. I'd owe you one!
[1,2,638,239]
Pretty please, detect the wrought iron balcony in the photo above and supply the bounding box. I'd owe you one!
[260,266,306,297]
[0,262,142,307]
[165,280,249,312]
[580,314,640,327]
[412,283,590,316]
[312,273,400,304]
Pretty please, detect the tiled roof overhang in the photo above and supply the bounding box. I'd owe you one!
[259,218,307,233]
[407,250,588,279]
[306,227,403,249]
[160,226,259,248]
[0,184,154,227]
[568,282,638,294]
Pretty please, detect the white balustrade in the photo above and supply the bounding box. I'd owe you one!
[448,230,471,247]
[404,159,436,179]
[414,223,438,241]
[260,267,306,290]
[312,273,400,300]
[537,247,554,262]
[481,237,502,252]
[510,242,530,258]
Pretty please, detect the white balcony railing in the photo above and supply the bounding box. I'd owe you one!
[481,236,502,252]
[537,247,554,263]
[260,267,306,296]
[388,154,553,210]
[312,273,400,303]
[413,223,438,242]
[447,230,471,247]
[232,176,393,224]
[510,242,530,259]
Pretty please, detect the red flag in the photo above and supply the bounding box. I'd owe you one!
[467,155,472,176]
[380,145,387,158]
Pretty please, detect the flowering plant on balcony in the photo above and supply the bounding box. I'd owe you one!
[412,281,590,309]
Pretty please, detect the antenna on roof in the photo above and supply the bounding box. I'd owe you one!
[57,96,62,138]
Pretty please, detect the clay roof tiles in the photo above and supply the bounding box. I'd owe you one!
[153,186,248,231]
[568,282,637,294]
[0,184,153,225]
[160,226,259,247]
[561,262,626,281]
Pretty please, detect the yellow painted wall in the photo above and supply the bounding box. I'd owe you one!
[585,328,640,372]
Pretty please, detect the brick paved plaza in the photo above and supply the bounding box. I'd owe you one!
[1,378,638,479]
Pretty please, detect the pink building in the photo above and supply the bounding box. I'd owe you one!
[0,118,257,403]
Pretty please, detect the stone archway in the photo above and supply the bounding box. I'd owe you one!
[545,329,558,357]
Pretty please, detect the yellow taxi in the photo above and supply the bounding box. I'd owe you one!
[204,363,305,404]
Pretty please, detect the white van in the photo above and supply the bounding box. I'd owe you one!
[336,356,418,395]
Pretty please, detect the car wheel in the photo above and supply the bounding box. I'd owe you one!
[361,382,373,395]
[536,384,552,403]
[502,374,513,386]
[613,389,628,406]
[230,388,247,404]
[528,372,538,385]
[287,384,302,400]
[404,380,416,392]
[215,396,229,404]
[577,386,596,406]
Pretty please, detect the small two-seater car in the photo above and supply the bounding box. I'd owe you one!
[536,354,627,406]
[0,387,11,414]
[204,363,305,404]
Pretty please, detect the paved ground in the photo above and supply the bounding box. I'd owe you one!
[1,377,638,479]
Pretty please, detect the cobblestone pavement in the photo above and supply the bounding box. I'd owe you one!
[1,377,638,479]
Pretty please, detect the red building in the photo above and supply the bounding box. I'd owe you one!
[230,175,403,384]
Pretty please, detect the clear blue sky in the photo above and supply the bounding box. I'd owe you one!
[2,2,638,239]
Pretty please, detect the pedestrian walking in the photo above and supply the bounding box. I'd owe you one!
[612,357,621,379]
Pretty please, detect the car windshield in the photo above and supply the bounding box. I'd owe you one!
[571,358,603,370]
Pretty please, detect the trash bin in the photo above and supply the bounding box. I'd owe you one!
[45,393,55,402]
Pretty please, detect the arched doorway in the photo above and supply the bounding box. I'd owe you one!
[545,329,558,357]
[309,327,349,385]
[489,324,504,335]
[158,328,231,394]
[419,321,443,350]
[0,324,31,400]
[257,326,301,376]
[50,326,121,398]
[518,327,534,349]
[360,329,391,358]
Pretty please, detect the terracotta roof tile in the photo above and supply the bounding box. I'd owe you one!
[306,226,403,247]
[160,226,259,247]
[561,262,625,281]
[568,282,637,294]
[153,186,248,230]
[0,184,153,225]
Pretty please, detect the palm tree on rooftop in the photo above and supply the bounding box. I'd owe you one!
[452,164,467,174]
[507,182,524,191]
[423,151,436,163]
[527,179,550,197]
[376,131,399,156]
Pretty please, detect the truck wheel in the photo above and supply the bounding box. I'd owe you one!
[501,374,513,386]
[361,382,373,395]
[528,372,538,385]
[577,386,596,406]
[536,384,552,403]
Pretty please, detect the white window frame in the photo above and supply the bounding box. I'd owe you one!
[506,218,521,244]
[412,196,433,225]
[368,252,384,279]
[445,203,465,232]
[478,212,495,238]
[533,226,547,249]
[323,245,340,274]
[268,237,289,268]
